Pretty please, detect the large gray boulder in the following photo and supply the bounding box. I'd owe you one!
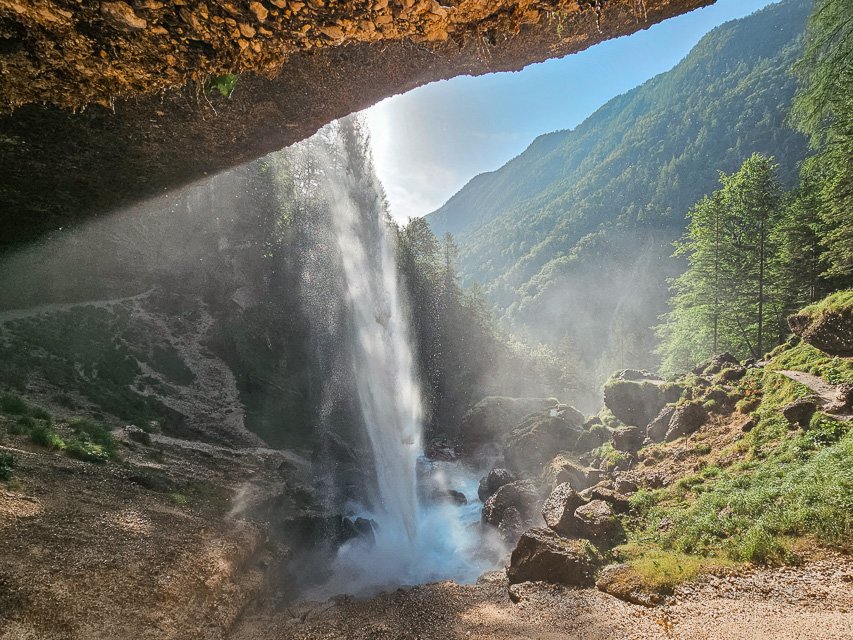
[477,468,517,502]
[482,480,539,541]
[506,527,601,586]
[788,304,853,356]
[782,396,820,428]
[543,455,601,492]
[574,500,623,542]
[646,405,675,443]
[664,402,708,442]
[541,482,587,536]
[458,397,555,456]
[503,413,584,475]
[611,425,644,452]
[604,373,681,427]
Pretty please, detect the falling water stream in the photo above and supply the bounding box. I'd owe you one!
[307,122,505,595]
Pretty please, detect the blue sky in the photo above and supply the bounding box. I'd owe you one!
[364,0,777,224]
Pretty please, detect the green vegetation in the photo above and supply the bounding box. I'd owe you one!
[797,289,853,320]
[425,0,812,386]
[614,544,736,594]
[657,154,785,373]
[594,442,628,472]
[766,341,853,384]
[625,363,852,568]
[29,424,65,451]
[207,74,238,98]
[0,392,29,415]
[791,0,853,278]
[66,417,116,462]
[0,306,187,430]
[0,452,15,480]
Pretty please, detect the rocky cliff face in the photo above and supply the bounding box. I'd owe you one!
[0,0,713,245]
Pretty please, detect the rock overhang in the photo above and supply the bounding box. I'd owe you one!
[0,0,715,246]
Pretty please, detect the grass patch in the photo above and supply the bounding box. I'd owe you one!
[615,543,736,593]
[797,289,853,319]
[766,341,853,385]
[68,417,116,460]
[66,438,111,463]
[595,441,628,471]
[642,428,853,563]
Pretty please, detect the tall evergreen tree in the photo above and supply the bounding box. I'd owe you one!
[658,154,784,374]
[791,0,853,278]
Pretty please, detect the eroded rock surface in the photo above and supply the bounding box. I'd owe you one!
[0,0,714,246]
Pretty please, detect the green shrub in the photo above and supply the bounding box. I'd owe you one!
[68,417,116,457]
[29,424,65,450]
[0,452,15,480]
[0,393,28,415]
[66,437,111,463]
[28,406,52,422]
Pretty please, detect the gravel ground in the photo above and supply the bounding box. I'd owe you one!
[231,555,853,640]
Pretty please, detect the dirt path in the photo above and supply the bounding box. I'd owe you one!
[778,369,852,420]
[229,553,853,640]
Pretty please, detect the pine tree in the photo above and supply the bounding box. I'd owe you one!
[791,0,853,278]
[657,154,784,374]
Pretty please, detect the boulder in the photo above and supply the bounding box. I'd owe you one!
[613,476,639,495]
[575,423,611,452]
[578,485,631,514]
[573,500,623,542]
[611,369,659,382]
[827,382,853,414]
[611,425,644,452]
[604,376,681,427]
[458,397,556,456]
[788,305,853,356]
[703,386,733,408]
[506,527,601,586]
[693,352,740,376]
[482,480,539,540]
[542,482,587,536]
[543,455,600,492]
[782,396,820,428]
[646,405,675,443]
[477,468,517,502]
[123,424,151,445]
[717,365,747,383]
[504,414,584,475]
[664,402,707,442]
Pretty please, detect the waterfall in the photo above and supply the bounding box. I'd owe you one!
[325,130,422,542]
[297,119,506,596]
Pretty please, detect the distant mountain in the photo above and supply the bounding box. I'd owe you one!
[426,0,811,388]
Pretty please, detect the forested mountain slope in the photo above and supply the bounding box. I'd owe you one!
[426,0,811,385]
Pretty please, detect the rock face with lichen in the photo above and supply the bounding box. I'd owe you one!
[0,0,714,111]
[0,0,714,247]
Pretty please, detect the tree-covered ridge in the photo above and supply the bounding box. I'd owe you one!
[425,0,812,385]
[658,0,853,374]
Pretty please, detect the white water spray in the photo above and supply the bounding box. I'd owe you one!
[303,121,506,595]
